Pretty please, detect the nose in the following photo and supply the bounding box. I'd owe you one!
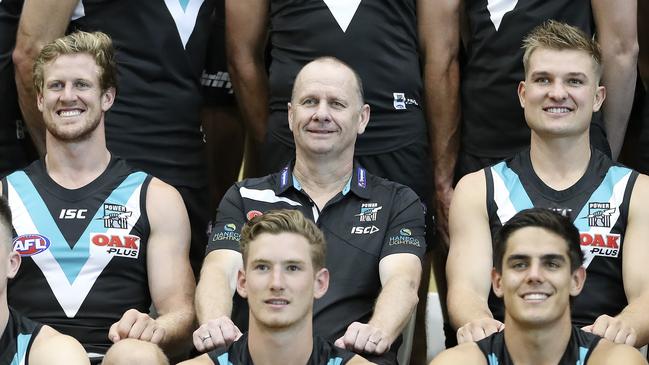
[60,83,77,102]
[547,81,568,101]
[525,260,544,284]
[269,267,285,291]
[311,100,331,123]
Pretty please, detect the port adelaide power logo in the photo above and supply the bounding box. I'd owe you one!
[100,203,132,229]
[580,202,620,260]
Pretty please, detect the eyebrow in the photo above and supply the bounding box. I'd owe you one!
[506,254,567,262]
[530,71,588,79]
[249,258,306,265]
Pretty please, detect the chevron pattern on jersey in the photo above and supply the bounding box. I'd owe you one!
[6,171,146,317]
[164,0,204,48]
[491,161,533,224]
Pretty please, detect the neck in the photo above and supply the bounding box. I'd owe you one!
[529,132,591,190]
[45,130,111,189]
[0,293,9,339]
[504,312,573,365]
[247,316,313,365]
[293,152,353,209]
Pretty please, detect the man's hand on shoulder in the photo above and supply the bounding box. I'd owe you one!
[193,316,242,352]
[109,308,166,344]
[334,322,390,356]
[456,318,504,344]
[582,314,637,346]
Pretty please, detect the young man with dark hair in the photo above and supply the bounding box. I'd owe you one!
[433,208,646,365]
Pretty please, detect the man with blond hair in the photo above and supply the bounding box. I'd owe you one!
[447,20,649,347]
[2,31,194,363]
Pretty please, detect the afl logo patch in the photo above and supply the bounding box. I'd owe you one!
[246,210,263,221]
[13,234,51,256]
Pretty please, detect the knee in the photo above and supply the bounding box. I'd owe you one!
[102,339,169,365]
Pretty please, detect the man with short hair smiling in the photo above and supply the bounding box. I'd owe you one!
[432,208,646,365]
[181,210,372,365]
[447,20,649,347]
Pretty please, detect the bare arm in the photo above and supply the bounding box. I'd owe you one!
[193,249,243,352]
[13,0,78,154]
[446,171,503,343]
[335,253,422,355]
[29,326,90,365]
[109,178,195,354]
[226,0,268,145]
[639,0,649,88]
[591,0,638,159]
[178,354,214,365]
[418,0,461,247]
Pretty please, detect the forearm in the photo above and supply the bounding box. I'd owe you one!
[601,49,638,159]
[13,46,46,155]
[196,268,235,324]
[368,275,419,344]
[447,287,494,330]
[617,293,649,346]
[228,58,269,144]
[155,305,195,352]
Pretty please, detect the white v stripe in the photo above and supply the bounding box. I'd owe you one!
[164,0,204,48]
[323,0,362,32]
[7,184,143,318]
[487,0,517,31]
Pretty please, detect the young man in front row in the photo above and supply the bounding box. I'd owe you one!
[447,20,649,346]
[181,210,372,365]
[432,208,646,364]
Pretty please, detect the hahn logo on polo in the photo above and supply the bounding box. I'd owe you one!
[13,234,51,256]
[91,233,141,259]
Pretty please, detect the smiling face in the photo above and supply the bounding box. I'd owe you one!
[37,53,115,143]
[518,48,605,139]
[237,232,329,330]
[288,60,370,159]
[493,226,585,328]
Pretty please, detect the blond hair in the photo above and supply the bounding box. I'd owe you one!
[240,210,326,270]
[522,20,602,80]
[33,31,117,94]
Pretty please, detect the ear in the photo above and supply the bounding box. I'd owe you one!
[313,268,329,299]
[37,93,45,112]
[569,266,586,297]
[592,85,606,112]
[517,81,526,109]
[235,268,248,299]
[356,104,370,135]
[101,87,116,112]
[287,102,294,132]
[6,251,21,279]
[491,267,504,298]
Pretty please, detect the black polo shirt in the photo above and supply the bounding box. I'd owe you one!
[207,161,426,358]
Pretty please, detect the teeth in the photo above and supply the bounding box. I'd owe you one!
[545,107,570,113]
[59,110,82,117]
[267,300,288,305]
[523,293,548,300]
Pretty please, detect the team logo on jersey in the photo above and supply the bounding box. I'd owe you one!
[582,202,615,228]
[580,232,620,259]
[247,210,263,221]
[91,233,141,259]
[351,225,379,235]
[99,204,132,229]
[356,203,382,222]
[393,93,406,110]
[13,234,51,256]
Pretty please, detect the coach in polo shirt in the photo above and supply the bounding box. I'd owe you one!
[193,57,426,365]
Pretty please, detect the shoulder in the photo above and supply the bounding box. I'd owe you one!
[430,342,487,365]
[588,339,647,365]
